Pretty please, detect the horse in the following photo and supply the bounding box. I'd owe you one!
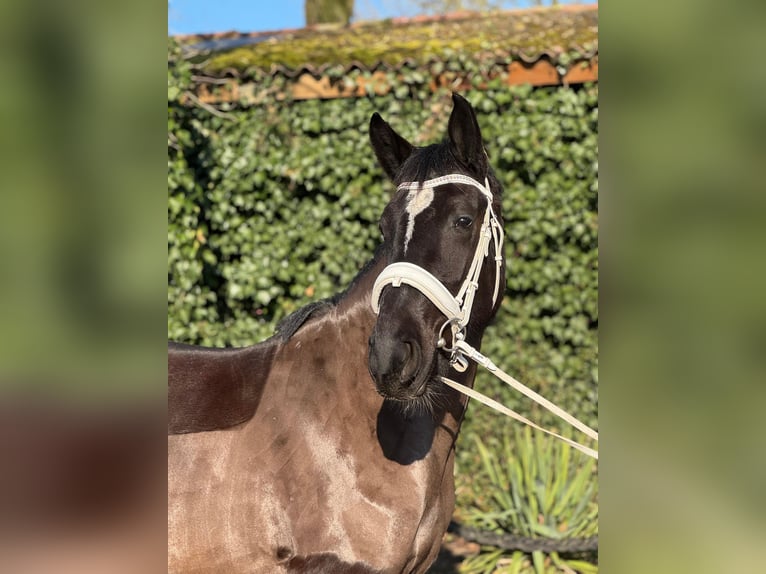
[168,93,507,573]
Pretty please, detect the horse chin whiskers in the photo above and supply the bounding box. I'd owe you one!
[384,377,449,418]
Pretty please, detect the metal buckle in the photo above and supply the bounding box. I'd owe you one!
[436,318,469,372]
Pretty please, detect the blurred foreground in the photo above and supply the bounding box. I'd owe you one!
[0,400,165,573]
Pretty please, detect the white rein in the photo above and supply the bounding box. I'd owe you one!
[370,174,598,460]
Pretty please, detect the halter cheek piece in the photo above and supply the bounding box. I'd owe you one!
[370,174,504,372]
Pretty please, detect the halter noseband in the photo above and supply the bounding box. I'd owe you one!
[370,173,504,372]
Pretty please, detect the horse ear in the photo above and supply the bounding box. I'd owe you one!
[448,93,487,176]
[369,112,414,180]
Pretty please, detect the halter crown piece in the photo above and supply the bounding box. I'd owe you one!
[370,173,504,372]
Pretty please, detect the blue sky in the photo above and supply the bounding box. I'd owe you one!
[167,1,562,36]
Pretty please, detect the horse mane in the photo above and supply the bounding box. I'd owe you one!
[273,243,387,342]
[396,141,503,210]
[274,298,336,341]
[396,142,453,183]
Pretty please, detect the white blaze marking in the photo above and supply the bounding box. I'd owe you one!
[403,185,434,253]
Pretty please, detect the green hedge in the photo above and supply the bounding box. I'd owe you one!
[168,45,598,435]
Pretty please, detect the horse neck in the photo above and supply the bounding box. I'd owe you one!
[324,257,473,463]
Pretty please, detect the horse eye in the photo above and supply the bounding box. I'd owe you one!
[454,216,473,229]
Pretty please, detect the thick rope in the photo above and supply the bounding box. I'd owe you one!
[447,521,598,554]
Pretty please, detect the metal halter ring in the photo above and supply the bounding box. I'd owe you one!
[436,317,465,354]
[438,320,470,373]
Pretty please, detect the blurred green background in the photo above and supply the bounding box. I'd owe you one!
[601,0,766,571]
[0,0,165,397]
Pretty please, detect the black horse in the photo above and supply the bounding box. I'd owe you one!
[168,93,505,573]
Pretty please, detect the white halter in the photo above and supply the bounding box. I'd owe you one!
[370,173,504,371]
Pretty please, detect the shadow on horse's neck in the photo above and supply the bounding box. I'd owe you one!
[375,401,460,466]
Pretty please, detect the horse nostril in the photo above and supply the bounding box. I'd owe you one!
[401,341,412,363]
[399,340,420,384]
[368,332,422,392]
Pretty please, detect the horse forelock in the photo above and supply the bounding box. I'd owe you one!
[394,141,503,213]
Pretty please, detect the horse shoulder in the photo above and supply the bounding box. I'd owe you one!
[167,340,277,434]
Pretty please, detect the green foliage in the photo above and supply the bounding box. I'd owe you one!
[467,430,597,539]
[459,429,598,573]
[461,550,598,574]
[168,39,597,421]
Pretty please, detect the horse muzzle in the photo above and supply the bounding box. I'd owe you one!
[367,329,431,401]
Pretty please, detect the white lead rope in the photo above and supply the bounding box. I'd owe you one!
[452,339,599,443]
[443,338,599,460]
[439,376,598,460]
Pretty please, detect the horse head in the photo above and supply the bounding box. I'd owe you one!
[367,93,506,411]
